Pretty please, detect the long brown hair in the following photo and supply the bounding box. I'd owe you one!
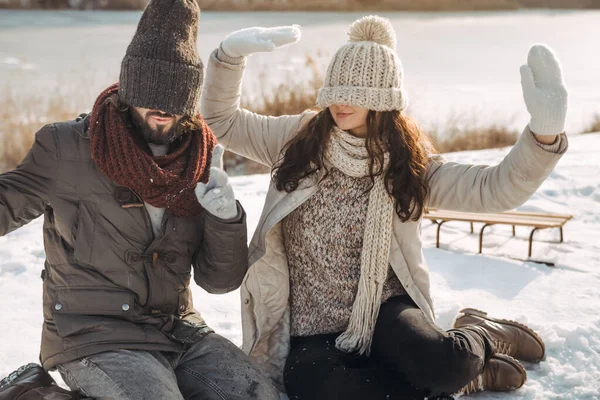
[273,108,434,222]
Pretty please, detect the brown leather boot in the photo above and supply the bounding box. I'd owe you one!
[459,354,527,395]
[453,308,545,363]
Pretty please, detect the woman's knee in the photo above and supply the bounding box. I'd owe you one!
[409,335,485,396]
[375,330,485,397]
[373,298,486,395]
[284,337,386,400]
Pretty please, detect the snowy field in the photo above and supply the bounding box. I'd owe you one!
[1,10,600,133]
[1,8,600,400]
[0,132,599,399]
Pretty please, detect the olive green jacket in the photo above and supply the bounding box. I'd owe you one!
[0,115,249,370]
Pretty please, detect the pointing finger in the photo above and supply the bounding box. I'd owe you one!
[209,167,229,188]
[211,144,225,170]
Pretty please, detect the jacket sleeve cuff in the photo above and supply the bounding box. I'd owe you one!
[216,44,246,66]
[509,125,568,183]
[529,130,568,155]
[205,201,244,224]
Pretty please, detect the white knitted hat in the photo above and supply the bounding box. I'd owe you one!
[317,15,408,112]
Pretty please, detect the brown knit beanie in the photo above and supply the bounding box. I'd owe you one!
[119,0,203,116]
[317,15,407,112]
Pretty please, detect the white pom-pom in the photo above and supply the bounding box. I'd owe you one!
[347,15,396,49]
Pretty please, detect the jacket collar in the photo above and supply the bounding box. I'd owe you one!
[73,113,91,139]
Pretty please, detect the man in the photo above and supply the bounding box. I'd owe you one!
[0,0,279,399]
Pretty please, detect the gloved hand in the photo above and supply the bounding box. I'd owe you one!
[520,44,568,136]
[195,145,238,220]
[221,25,301,58]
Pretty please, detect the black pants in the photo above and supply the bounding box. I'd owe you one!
[284,295,495,400]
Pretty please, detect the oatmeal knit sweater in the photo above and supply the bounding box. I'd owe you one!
[283,168,405,337]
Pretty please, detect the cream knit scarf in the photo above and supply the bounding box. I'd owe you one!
[325,126,394,356]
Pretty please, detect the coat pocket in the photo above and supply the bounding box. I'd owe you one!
[72,202,97,266]
[51,287,135,316]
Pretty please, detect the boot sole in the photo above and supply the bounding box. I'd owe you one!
[0,363,40,390]
[491,354,527,391]
[454,308,546,362]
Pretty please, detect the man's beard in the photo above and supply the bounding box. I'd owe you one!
[131,109,184,145]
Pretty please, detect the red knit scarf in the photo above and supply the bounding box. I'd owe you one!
[90,83,216,217]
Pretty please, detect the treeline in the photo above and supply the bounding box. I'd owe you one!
[199,0,600,11]
[0,0,145,9]
[3,0,600,10]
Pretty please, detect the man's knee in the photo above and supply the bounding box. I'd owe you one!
[58,352,183,400]
[178,334,279,400]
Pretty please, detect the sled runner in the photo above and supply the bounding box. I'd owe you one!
[424,208,572,264]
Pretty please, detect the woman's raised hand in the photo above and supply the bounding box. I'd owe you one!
[221,25,301,58]
[520,44,568,136]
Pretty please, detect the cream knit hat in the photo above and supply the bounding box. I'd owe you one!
[317,15,407,112]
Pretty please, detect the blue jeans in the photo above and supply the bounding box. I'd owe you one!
[57,333,279,400]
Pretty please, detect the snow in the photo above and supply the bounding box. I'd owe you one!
[0,132,598,399]
[1,10,600,133]
[1,8,600,399]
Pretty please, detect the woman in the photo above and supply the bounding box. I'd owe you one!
[201,16,567,399]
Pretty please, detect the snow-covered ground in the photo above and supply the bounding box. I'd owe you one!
[0,132,598,399]
[1,10,600,133]
[1,8,599,399]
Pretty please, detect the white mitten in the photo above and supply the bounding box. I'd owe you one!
[195,145,238,220]
[221,25,301,58]
[520,44,568,136]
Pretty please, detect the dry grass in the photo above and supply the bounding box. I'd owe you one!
[0,0,147,9]
[68,0,149,10]
[582,114,600,134]
[223,54,323,175]
[0,54,573,175]
[427,114,518,153]
[243,54,322,116]
[4,0,600,10]
[0,57,321,175]
[0,0,69,9]
[0,87,81,170]
[198,0,518,11]
[197,0,598,11]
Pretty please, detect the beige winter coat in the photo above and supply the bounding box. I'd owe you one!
[201,49,567,388]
